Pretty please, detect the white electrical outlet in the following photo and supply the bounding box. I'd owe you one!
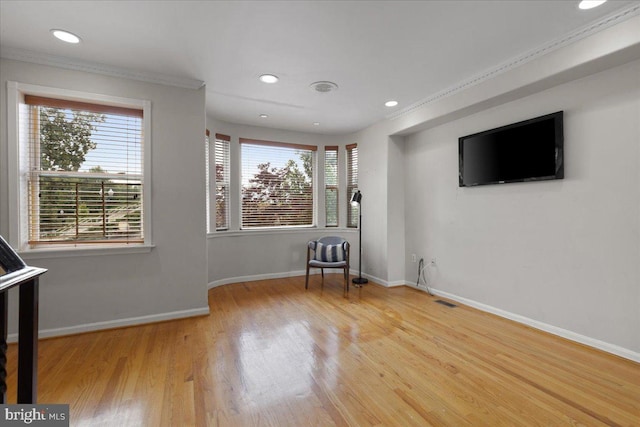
[411,254,416,262]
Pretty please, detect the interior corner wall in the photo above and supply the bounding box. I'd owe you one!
[403,59,640,353]
[386,136,406,285]
[350,121,391,284]
[0,58,209,336]
[343,122,406,286]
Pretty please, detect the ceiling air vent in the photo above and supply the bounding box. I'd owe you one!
[310,81,338,93]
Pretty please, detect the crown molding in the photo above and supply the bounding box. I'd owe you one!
[386,2,640,121]
[0,46,205,90]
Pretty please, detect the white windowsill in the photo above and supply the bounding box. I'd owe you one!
[18,244,155,260]
[208,227,357,239]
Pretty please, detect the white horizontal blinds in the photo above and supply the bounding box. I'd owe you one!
[215,133,231,231]
[240,138,316,228]
[325,146,338,227]
[23,95,144,245]
[346,143,358,228]
[205,129,211,233]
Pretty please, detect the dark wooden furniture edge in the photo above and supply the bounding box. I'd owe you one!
[0,266,47,404]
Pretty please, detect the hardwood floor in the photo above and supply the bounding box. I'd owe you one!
[6,275,640,426]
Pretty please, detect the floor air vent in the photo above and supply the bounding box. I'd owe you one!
[435,300,457,308]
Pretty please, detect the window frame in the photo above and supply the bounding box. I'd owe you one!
[214,133,231,231]
[239,138,317,230]
[7,81,153,254]
[324,146,339,227]
[205,129,211,233]
[346,143,359,228]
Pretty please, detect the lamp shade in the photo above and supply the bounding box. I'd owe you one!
[350,190,362,206]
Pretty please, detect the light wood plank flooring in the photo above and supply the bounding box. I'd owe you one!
[6,275,640,426]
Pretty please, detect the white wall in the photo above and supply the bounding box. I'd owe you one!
[0,59,209,336]
[403,59,640,354]
[206,118,358,285]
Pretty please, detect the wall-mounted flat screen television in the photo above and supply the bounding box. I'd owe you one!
[458,111,564,187]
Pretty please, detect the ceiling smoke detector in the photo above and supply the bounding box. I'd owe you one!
[310,81,338,93]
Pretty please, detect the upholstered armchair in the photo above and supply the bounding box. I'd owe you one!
[305,236,350,295]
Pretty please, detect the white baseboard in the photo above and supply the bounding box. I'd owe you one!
[208,271,405,289]
[386,280,406,287]
[8,306,210,343]
[404,281,640,363]
[352,272,404,288]
[208,268,360,289]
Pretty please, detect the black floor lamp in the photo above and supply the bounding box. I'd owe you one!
[350,190,368,286]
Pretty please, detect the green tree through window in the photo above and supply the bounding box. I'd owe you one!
[39,107,105,171]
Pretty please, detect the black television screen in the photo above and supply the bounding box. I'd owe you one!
[458,111,564,187]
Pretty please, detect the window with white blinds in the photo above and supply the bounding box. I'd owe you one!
[205,130,211,232]
[240,138,316,228]
[346,143,359,228]
[22,95,144,245]
[215,133,231,231]
[325,146,338,227]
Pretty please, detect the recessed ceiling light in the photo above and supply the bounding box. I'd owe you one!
[51,29,81,44]
[578,0,607,10]
[259,74,279,84]
[385,100,399,107]
[313,122,320,126]
[259,114,268,118]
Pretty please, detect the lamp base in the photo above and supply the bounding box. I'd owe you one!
[352,277,368,286]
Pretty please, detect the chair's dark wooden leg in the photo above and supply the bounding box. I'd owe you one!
[321,268,324,278]
[305,267,309,289]
[305,247,311,289]
[344,267,348,296]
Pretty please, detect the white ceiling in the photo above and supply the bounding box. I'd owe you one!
[1,0,638,135]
